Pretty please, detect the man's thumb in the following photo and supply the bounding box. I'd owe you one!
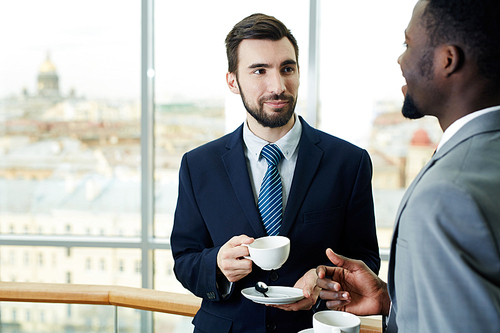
[326,248,348,268]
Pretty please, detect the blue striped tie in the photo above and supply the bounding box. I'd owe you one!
[258,144,284,236]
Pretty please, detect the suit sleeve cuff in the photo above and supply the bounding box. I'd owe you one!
[216,274,234,299]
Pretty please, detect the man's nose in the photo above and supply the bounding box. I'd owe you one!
[267,72,286,95]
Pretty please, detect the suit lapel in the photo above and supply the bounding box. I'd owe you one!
[435,108,500,160]
[387,156,436,294]
[280,118,323,236]
[392,109,500,231]
[221,126,267,237]
[220,117,330,237]
[394,156,436,225]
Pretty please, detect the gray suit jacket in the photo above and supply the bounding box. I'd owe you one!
[386,109,500,332]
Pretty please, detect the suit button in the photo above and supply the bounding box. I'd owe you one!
[270,272,279,282]
[266,323,277,331]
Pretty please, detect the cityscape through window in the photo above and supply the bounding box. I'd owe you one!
[0,1,439,332]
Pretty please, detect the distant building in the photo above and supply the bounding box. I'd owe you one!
[0,49,220,333]
[370,150,405,190]
[37,52,60,98]
[406,128,436,186]
[369,107,441,231]
[370,108,441,190]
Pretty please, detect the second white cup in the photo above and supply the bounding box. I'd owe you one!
[313,310,361,333]
[243,235,290,270]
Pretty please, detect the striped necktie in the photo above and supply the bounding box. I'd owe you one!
[258,144,284,236]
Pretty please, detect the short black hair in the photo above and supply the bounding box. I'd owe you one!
[225,13,299,74]
[421,0,500,83]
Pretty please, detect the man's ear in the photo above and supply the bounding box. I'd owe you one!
[226,72,240,95]
[439,45,464,77]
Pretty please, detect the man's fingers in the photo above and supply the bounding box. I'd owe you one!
[222,259,253,282]
[316,277,341,291]
[300,269,318,297]
[219,246,248,261]
[319,289,350,302]
[316,264,337,279]
[229,235,254,247]
[325,299,351,310]
[225,258,252,271]
[219,235,253,260]
[316,265,326,279]
[320,288,352,311]
[270,295,317,312]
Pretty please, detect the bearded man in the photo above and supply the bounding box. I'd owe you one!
[171,13,380,333]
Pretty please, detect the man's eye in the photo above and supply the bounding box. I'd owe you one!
[283,67,294,73]
[253,69,266,74]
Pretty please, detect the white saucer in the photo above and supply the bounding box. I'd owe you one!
[297,329,314,333]
[241,286,305,305]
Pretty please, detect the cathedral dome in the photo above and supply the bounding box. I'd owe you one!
[38,52,60,97]
[39,54,57,73]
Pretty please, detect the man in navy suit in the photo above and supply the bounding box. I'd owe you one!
[171,13,380,333]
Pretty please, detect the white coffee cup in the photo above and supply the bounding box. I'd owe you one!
[243,236,290,270]
[313,310,361,333]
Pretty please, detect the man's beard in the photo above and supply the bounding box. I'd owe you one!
[238,80,296,128]
[402,48,433,120]
[402,92,425,120]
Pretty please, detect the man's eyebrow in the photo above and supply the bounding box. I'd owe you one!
[247,59,297,69]
[248,63,270,69]
[281,59,297,67]
[404,29,410,41]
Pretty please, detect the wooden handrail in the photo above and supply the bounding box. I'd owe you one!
[0,282,381,332]
[0,282,201,317]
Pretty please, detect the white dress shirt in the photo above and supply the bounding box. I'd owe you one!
[217,117,302,298]
[243,115,302,211]
[436,105,500,152]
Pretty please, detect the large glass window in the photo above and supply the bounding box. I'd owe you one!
[318,0,441,279]
[0,302,140,333]
[0,0,141,238]
[0,0,143,330]
[153,0,311,240]
[1,0,440,331]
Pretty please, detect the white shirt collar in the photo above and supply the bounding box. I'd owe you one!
[243,115,302,162]
[436,105,500,152]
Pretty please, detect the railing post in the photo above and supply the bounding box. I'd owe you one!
[114,306,118,333]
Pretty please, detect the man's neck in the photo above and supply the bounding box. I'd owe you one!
[437,81,500,131]
[438,98,500,131]
[246,114,296,143]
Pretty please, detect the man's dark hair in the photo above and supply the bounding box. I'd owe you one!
[225,13,299,74]
[421,0,500,83]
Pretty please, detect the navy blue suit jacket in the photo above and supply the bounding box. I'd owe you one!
[171,117,380,333]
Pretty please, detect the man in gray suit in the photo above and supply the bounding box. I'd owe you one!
[315,0,500,332]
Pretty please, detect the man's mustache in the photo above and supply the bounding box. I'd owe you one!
[260,93,294,102]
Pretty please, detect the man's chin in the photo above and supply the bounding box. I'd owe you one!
[246,103,295,128]
[402,95,425,120]
[257,114,292,128]
[402,108,425,120]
